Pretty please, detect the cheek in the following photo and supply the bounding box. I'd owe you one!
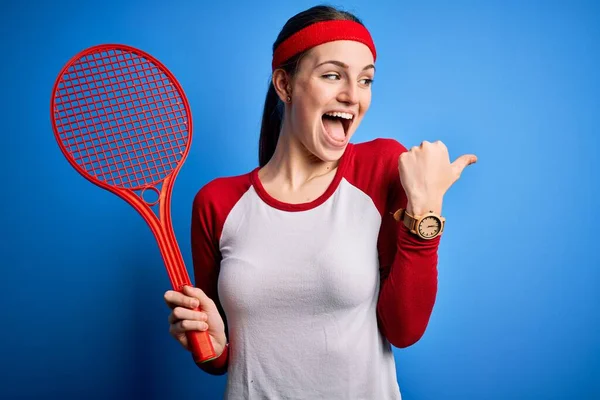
[361,92,372,112]
[299,78,332,109]
[293,87,325,127]
[292,103,318,131]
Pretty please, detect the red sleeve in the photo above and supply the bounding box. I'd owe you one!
[190,181,229,375]
[374,139,442,348]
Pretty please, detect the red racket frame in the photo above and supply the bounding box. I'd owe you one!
[50,44,217,363]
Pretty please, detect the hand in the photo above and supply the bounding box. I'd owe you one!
[398,140,477,215]
[164,285,228,358]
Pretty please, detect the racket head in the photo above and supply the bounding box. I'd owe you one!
[50,44,193,197]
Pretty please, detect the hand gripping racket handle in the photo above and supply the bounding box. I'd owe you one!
[172,283,218,364]
[171,277,218,364]
[186,310,219,364]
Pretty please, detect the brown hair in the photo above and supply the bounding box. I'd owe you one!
[258,5,365,167]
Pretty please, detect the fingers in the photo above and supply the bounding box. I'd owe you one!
[163,289,200,310]
[182,285,215,308]
[167,307,210,350]
[169,319,209,351]
[168,307,208,325]
[169,318,209,336]
[164,286,215,351]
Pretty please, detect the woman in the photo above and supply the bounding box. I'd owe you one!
[164,4,477,399]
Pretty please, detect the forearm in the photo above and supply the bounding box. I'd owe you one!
[377,223,440,348]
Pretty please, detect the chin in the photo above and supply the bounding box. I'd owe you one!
[313,133,355,162]
[314,148,345,163]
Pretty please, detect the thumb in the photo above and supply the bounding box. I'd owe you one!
[451,154,477,176]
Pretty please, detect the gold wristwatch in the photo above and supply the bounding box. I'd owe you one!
[393,208,445,240]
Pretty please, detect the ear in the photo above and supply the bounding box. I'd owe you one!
[272,69,292,103]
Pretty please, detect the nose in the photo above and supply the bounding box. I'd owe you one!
[338,81,359,105]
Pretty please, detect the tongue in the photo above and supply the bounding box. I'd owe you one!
[323,117,345,140]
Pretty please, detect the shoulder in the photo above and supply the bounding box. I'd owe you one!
[341,138,408,212]
[192,170,254,216]
[352,137,408,163]
[352,137,407,173]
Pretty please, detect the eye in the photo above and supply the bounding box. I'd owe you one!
[360,78,374,87]
[322,73,340,80]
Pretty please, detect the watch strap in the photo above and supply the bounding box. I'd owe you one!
[392,208,415,232]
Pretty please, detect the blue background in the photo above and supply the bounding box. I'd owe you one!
[1,0,598,399]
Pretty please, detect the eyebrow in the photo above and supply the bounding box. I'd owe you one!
[315,60,375,72]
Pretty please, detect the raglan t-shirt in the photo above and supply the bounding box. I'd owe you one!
[190,138,441,399]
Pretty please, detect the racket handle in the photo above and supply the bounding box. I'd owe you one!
[187,329,218,363]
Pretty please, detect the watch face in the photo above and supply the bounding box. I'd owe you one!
[418,216,441,238]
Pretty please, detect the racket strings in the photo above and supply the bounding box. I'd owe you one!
[53,48,190,189]
[60,51,186,186]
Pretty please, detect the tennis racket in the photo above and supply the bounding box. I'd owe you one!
[50,43,217,363]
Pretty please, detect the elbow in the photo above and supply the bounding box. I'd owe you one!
[194,352,229,376]
[379,313,431,349]
[388,327,427,348]
[209,368,228,376]
[197,363,228,376]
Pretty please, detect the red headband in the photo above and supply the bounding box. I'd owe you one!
[271,20,377,71]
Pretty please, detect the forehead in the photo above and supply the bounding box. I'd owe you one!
[302,40,375,69]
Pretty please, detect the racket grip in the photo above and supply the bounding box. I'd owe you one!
[187,329,218,363]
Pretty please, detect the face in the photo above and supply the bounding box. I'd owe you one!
[281,40,375,162]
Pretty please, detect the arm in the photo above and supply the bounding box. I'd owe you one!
[190,188,230,375]
[376,140,442,348]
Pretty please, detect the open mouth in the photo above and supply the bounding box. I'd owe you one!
[322,111,353,141]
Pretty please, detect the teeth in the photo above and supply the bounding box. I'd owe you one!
[324,111,353,120]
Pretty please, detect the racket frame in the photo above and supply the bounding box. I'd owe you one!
[50,44,218,363]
